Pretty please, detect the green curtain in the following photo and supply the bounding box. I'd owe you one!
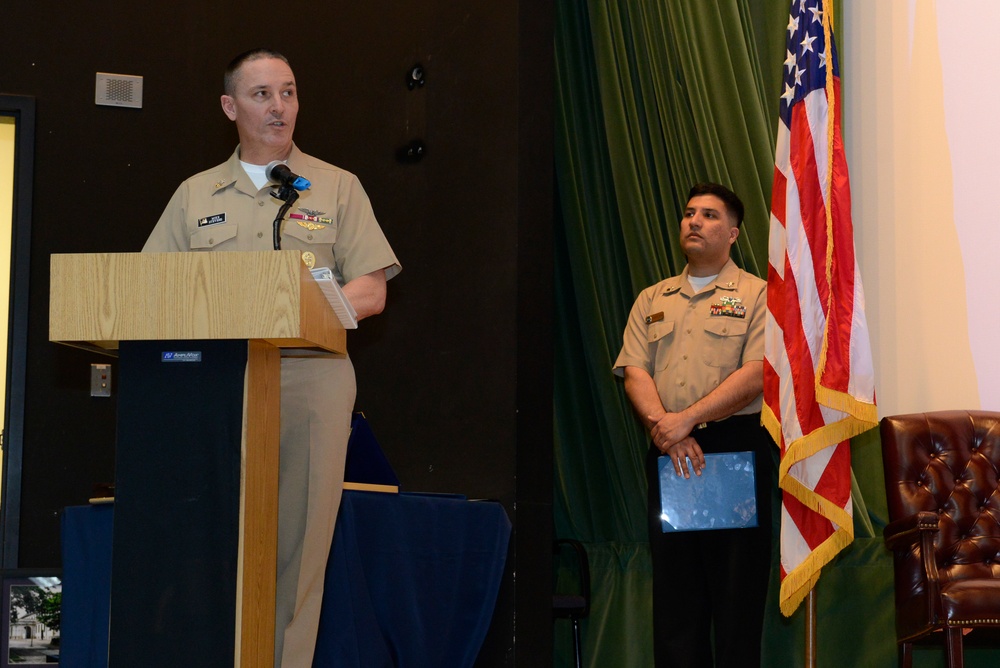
[550,1,976,666]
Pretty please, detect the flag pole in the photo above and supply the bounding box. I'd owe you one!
[805,587,817,667]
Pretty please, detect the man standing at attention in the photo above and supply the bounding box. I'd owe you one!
[143,48,401,666]
[613,183,772,667]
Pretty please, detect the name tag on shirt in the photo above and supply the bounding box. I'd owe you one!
[197,213,227,227]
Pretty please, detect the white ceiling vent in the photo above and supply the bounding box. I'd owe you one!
[95,72,143,109]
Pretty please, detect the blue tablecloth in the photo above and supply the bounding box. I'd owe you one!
[60,492,511,667]
[61,503,114,668]
[315,491,511,666]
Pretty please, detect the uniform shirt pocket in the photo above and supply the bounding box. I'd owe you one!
[190,223,237,250]
[647,320,675,371]
[701,317,748,368]
[282,221,339,247]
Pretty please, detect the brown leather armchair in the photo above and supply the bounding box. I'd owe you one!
[881,410,1000,668]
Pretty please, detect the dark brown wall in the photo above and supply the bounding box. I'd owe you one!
[0,1,552,663]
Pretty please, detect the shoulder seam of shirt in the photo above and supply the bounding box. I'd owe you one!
[298,153,354,177]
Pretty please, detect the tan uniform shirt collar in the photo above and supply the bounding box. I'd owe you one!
[668,258,742,297]
[211,144,306,197]
[712,258,743,292]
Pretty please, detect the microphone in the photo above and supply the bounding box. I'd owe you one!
[265,161,311,191]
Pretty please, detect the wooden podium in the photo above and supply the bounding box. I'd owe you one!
[50,250,344,668]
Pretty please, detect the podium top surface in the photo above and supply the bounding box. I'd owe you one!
[49,250,346,355]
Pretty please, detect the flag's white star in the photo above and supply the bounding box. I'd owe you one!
[781,82,796,103]
[787,15,799,36]
[794,65,806,86]
[818,49,828,69]
[784,49,796,72]
[809,6,822,24]
[801,33,817,54]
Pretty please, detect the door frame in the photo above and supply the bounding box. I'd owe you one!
[0,95,35,569]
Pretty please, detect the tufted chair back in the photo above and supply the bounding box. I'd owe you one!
[881,410,1000,668]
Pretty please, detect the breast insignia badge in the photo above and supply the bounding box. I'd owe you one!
[290,212,333,231]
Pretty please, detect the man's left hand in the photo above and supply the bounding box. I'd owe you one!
[648,411,696,451]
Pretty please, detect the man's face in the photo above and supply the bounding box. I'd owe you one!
[220,57,298,163]
[679,194,739,266]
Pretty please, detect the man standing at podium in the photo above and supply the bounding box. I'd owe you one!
[143,48,401,667]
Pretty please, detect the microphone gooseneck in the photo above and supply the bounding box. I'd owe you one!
[265,162,309,250]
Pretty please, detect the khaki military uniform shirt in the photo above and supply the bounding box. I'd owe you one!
[143,144,401,282]
[613,259,765,415]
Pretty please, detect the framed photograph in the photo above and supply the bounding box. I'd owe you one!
[658,452,758,532]
[0,576,61,665]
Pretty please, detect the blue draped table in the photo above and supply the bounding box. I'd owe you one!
[60,491,511,667]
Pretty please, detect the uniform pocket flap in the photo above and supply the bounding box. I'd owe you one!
[646,320,675,343]
[190,224,237,249]
[283,220,338,245]
[703,317,748,338]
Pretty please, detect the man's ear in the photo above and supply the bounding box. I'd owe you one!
[220,95,237,121]
[729,224,740,245]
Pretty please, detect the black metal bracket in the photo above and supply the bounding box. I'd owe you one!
[396,139,426,163]
[407,64,426,90]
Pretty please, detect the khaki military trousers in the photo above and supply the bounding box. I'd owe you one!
[274,356,355,667]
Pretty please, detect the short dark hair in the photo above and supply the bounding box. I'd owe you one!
[224,48,290,96]
[687,182,745,228]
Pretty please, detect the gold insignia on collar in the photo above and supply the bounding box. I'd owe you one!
[214,179,227,189]
[301,252,316,269]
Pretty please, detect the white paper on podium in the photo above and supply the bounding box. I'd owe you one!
[310,267,358,329]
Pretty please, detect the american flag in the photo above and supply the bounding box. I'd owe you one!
[763,0,878,616]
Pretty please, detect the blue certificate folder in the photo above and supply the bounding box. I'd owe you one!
[658,451,758,532]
